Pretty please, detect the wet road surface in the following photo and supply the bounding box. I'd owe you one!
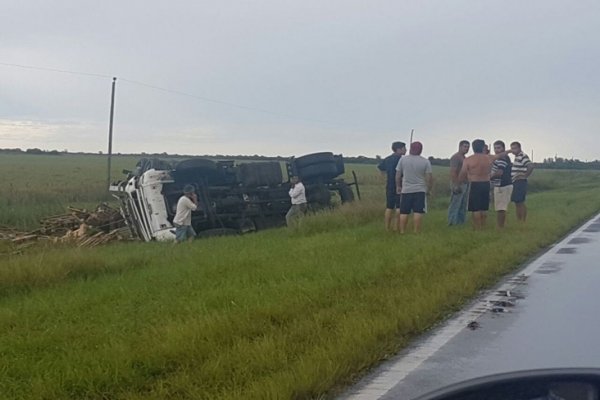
[342,214,600,400]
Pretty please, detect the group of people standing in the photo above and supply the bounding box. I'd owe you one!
[379,139,534,232]
[378,141,433,234]
[450,139,533,229]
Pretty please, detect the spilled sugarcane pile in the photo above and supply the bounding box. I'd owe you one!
[1,203,131,250]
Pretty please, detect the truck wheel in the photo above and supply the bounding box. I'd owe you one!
[175,158,217,171]
[297,162,339,180]
[334,155,345,176]
[174,158,221,184]
[306,184,332,206]
[293,152,335,169]
[338,183,355,203]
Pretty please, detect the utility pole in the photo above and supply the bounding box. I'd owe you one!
[409,129,414,145]
[107,77,117,189]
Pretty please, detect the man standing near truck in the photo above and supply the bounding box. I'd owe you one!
[378,141,407,231]
[173,184,198,243]
[286,176,307,226]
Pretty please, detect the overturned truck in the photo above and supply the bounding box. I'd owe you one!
[109,152,360,241]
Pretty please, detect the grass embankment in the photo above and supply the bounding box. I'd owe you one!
[1,170,599,399]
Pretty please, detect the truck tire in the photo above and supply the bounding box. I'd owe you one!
[297,162,339,181]
[334,155,345,176]
[338,183,355,203]
[293,152,335,169]
[306,184,332,206]
[174,158,221,184]
[175,158,217,172]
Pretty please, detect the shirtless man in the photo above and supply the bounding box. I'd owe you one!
[459,139,508,230]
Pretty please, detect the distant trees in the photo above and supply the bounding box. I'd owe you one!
[0,148,24,154]
[539,156,600,170]
[0,148,63,155]
[25,148,44,155]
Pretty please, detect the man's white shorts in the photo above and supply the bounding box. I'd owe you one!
[494,185,513,211]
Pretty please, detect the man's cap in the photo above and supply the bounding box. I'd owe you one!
[183,184,195,193]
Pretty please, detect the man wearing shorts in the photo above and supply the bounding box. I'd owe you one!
[377,141,406,231]
[460,139,509,230]
[395,141,433,234]
[510,141,534,222]
[491,140,513,228]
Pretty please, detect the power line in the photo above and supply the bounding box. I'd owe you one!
[117,77,339,126]
[0,61,112,79]
[0,61,341,126]
[119,78,339,125]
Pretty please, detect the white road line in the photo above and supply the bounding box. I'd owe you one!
[343,214,600,400]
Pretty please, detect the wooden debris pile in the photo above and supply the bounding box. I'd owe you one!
[0,226,26,241]
[1,203,132,249]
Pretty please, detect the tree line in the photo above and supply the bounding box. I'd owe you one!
[2,148,599,170]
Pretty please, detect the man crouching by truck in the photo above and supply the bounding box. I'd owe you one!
[286,176,307,226]
[173,184,198,242]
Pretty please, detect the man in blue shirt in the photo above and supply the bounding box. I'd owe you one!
[377,141,406,231]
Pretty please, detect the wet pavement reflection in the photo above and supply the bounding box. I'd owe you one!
[342,215,600,400]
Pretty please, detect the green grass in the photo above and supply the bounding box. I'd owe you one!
[0,154,139,230]
[1,155,600,399]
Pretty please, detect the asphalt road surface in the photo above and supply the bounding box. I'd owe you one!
[342,214,600,400]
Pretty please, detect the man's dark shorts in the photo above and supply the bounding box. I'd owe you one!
[468,181,490,212]
[400,192,426,214]
[386,188,401,209]
[511,179,528,203]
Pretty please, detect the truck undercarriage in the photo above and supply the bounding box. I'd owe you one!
[109,152,360,241]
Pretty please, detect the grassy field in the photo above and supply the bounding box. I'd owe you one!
[1,154,600,399]
[0,154,138,229]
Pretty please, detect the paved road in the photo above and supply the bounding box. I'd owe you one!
[342,214,600,400]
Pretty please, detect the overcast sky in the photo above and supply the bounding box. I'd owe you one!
[2,0,599,159]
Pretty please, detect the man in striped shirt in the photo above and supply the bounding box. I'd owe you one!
[510,141,534,222]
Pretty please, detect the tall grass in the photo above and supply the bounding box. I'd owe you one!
[0,174,599,398]
[0,154,138,229]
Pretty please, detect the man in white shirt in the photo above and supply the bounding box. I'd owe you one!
[286,176,307,226]
[395,141,433,234]
[173,184,198,242]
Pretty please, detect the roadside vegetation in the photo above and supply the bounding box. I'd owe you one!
[0,154,137,229]
[1,154,599,399]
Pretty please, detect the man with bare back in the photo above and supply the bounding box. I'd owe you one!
[459,139,508,230]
